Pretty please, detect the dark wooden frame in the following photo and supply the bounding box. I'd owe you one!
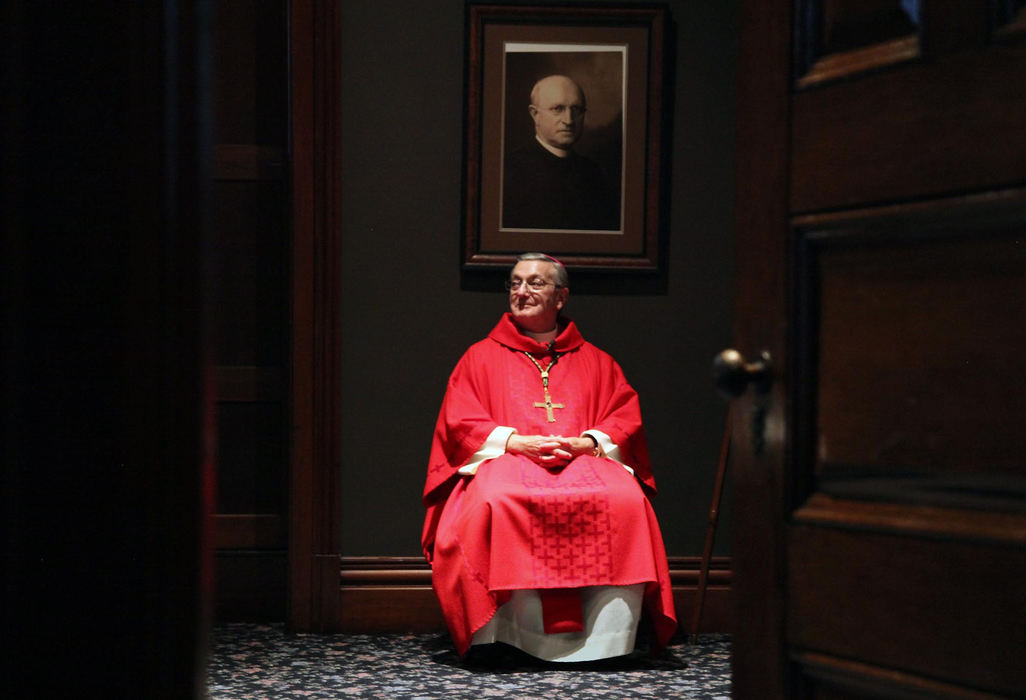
[462,3,669,272]
[792,0,921,90]
[288,0,343,633]
[731,0,791,694]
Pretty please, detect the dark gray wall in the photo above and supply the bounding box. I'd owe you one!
[339,0,737,557]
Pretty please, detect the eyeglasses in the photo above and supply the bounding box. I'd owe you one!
[505,278,560,292]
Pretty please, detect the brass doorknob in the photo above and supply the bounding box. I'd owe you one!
[713,349,772,398]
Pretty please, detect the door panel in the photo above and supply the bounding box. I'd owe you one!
[733,2,1026,697]
[802,200,1026,493]
[817,234,1026,478]
[788,524,1026,695]
[791,41,1026,213]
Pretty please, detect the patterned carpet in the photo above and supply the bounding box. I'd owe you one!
[206,624,731,699]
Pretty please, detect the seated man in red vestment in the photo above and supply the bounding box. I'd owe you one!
[422,252,677,662]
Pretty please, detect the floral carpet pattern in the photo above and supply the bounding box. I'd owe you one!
[206,624,731,699]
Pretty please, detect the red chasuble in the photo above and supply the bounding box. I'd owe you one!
[422,313,677,656]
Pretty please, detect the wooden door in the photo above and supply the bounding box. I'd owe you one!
[210,0,290,621]
[730,2,1026,697]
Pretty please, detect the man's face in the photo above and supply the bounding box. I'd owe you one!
[508,260,568,332]
[529,77,586,152]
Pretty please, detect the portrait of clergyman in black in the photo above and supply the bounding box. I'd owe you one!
[501,50,624,232]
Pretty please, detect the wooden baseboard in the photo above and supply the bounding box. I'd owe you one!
[335,556,733,635]
[214,550,287,622]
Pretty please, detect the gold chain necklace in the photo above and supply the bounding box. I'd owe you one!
[522,351,565,422]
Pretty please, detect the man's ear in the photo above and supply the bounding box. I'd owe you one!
[556,287,569,309]
[528,104,539,121]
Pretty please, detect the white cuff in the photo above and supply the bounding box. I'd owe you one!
[457,426,516,476]
[582,429,634,475]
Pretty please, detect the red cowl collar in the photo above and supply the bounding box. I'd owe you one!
[487,312,586,355]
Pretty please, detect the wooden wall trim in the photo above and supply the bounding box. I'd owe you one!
[335,556,734,635]
[214,514,285,549]
[339,556,731,584]
[288,0,342,633]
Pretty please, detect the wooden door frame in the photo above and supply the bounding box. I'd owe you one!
[731,0,792,696]
[283,0,738,636]
[288,0,343,632]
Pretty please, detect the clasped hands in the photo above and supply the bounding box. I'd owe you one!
[506,433,597,469]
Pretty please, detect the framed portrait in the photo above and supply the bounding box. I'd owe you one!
[462,4,670,272]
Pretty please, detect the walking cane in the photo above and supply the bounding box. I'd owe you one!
[689,409,731,644]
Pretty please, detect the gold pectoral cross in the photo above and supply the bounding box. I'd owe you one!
[523,352,565,423]
[534,388,565,423]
